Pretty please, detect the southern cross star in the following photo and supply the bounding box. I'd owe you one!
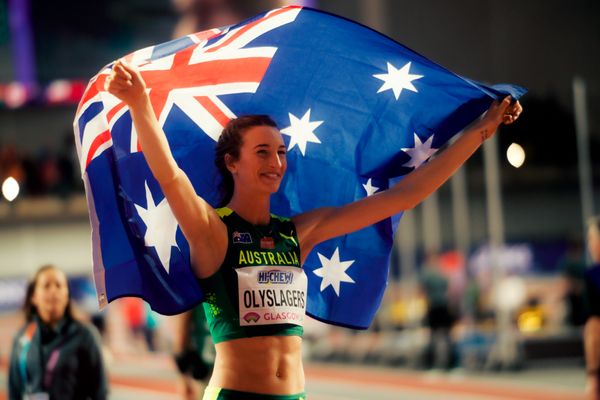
[134,182,179,273]
[401,133,438,169]
[362,178,379,196]
[313,247,355,296]
[280,109,323,156]
[373,61,423,100]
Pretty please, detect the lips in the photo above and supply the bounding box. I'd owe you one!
[260,172,281,181]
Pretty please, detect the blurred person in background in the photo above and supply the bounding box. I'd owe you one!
[560,238,588,327]
[585,216,600,400]
[7,265,108,400]
[121,296,149,352]
[171,0,279,38]
[419,253,455,370]
[105,59,521,399]
[143,301,160,352]
[173,307,214,400]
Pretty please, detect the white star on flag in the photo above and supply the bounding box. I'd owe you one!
[280,109,323,156]
[134,182,179,273]
[313,247,355,296]
[373,61,423,100]
[402,133,438,169]
[362,178,379,196]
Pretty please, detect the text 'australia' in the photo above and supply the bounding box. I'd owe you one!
[238,250,299,266]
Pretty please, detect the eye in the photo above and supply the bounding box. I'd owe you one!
[257,150,268,156]
[278,150,287,156]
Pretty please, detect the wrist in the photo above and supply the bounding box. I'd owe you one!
[127,91,151,111]
[472,120,497,143]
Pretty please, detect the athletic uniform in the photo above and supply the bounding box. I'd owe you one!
[199,207,307,400]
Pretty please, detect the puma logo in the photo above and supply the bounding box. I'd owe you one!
[279,232,297,246]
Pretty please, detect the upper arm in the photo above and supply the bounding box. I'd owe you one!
[160,170,228,276]
[294,189,411,257]
[124,94,227,275]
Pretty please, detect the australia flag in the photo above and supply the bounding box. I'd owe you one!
[74,6,525,329]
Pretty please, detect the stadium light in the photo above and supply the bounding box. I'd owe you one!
[506,142,525,168]
[2,177,20,202]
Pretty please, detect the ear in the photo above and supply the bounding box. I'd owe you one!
[225,153,237,174]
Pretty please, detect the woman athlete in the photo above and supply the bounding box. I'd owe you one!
[106,59,522,400]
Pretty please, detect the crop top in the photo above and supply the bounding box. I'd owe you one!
[198,207,306,344]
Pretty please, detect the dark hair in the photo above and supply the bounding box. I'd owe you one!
[214,115,278,207]
[23,264,73,322]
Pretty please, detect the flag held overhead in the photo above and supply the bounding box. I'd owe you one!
[74,6,525,329]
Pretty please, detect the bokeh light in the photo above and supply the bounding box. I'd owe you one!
[506,142,525,168]
[2,177,20,202]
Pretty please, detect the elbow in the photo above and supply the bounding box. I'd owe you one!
[158,167,183,191]
[390,178,430,212]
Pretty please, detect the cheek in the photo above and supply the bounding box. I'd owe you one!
[57,287,70,303]
[31,292,40,307]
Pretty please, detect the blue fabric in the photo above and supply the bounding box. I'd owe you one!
[74,6,525,329]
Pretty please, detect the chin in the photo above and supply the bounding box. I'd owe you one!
[45,308,67,320]
[257,179,282,194]
[268,182,283,193]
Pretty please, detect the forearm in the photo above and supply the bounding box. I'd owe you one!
[585,317,600,374]
[298,123,488,247]
[388,120,491,208]
[128,94,181,185]
[296,97,521,249]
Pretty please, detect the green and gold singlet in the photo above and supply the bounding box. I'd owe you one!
[198,207,306,344]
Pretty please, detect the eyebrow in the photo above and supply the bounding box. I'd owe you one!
[253,144,286,149]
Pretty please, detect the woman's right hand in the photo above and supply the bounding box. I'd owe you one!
[104,60,148,107]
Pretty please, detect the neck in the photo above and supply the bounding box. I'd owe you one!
[228,191,271,225]
[37,312,63,328]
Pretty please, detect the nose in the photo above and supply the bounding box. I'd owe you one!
[270,152,283,169]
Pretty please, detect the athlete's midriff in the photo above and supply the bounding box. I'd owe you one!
[209,335,304,394]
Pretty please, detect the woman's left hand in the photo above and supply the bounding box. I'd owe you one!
[484,96,523,127]
[476,96,523,142]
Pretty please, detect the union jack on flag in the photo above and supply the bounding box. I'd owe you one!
[74,6,525,328]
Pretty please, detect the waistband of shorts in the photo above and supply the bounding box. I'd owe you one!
[203,386,306,400]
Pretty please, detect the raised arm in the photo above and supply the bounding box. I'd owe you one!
[105,61,227,277]
[294,97,522,255]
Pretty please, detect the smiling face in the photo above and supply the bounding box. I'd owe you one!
[226,125,287,196]
[31,267,70,325]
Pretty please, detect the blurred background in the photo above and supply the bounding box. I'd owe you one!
[0,0,598,399]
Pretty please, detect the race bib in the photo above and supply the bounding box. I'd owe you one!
[236,266,307,327]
